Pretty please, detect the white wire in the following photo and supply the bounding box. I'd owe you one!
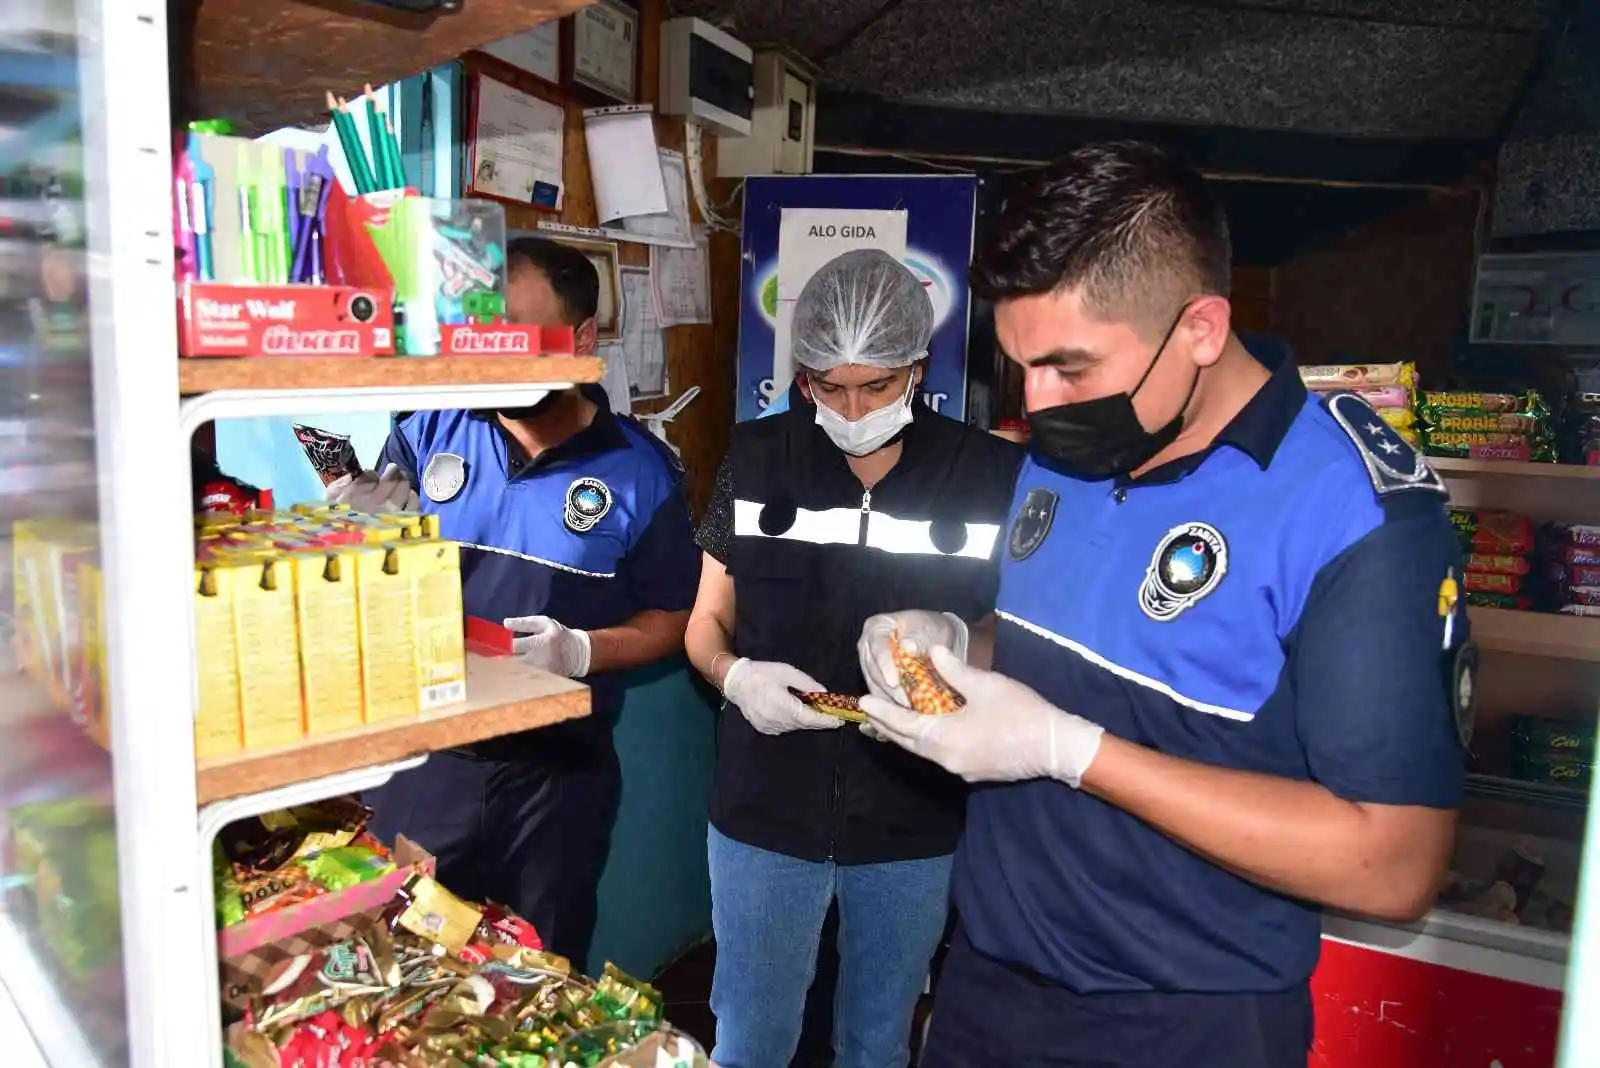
[684,123,740,234]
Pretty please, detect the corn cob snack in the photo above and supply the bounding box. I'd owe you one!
[787,688,867,724]
[890,631,966,715]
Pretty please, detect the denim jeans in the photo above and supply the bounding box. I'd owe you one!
[707,825,953,1068]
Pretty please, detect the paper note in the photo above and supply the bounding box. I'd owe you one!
[623,149,694,248]
[650,228,711,327]
[597,343,633,414]
[774,208,908,392]
[618,266,667,400]
[583,108,668,223]
[480,21,560,83]
[471,76,564,209]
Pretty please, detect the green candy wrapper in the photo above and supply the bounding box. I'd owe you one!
[304,845,395,892]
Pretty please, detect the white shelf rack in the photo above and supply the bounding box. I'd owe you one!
[31,4,595,1066]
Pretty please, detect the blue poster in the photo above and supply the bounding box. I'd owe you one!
[736,175,978,423]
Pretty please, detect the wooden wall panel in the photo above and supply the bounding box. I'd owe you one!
[1270,187,1484,382]
[460,0,738,517]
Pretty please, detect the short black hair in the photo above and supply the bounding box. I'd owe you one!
[972,141,1231,332]
[506,236,600,325]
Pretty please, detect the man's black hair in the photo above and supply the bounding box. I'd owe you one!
[506,236,601,325]
[972,141,1232,333]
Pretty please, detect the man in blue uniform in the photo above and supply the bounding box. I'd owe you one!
[859,142,1473,1067]
[331,237,699,963]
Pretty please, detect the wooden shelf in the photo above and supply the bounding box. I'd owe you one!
[1466,773,1591,812]
[178,355,604,394]
[1431,457,1600,481]
[188,0,592,132]
[195,654,589,804]
[1471,606,1600,661]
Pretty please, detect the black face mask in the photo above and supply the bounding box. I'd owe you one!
[1026,307,1198,478]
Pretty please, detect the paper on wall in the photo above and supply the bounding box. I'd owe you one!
[618,266,668,400]
[773,208,908,393]
[583,107,668,224]
[649,227,711,327]
[479,21,560,83]
[472,77,564,209]
[622,149,694,248]
[597,342,633,415]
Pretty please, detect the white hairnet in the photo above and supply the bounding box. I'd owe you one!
[791,248,934,372]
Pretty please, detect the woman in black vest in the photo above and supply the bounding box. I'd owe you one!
[685,249,1021,1068]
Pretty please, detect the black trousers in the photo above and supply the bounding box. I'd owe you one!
[364,746,621,964]
[921,925,1314,1068]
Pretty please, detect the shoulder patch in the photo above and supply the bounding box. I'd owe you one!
[1322,391,1446,499]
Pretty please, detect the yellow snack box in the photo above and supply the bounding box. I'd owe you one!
[11,519,97,705]
[353,546,420,723]
[193,565,243,758]
[288,551,365,735]
[394,533,466,711]
[232,556,305,749]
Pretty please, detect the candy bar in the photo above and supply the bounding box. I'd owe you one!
[1449,508,1534,554]
[293,423,364,487]
[1299,362,1416,390]
[1465,553,1531,576]
[1465,591,1533,611]
[1463,570,1528,595]
[1378,407,1415,431]
[1346,385,1411,409]
[891,630,966,715]
[1422,429,1555,461]
[1419,390,1533,415]
[787,687,867,724]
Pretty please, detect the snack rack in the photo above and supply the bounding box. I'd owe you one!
[1311,457,1599,1068]
[1,1,603,1065]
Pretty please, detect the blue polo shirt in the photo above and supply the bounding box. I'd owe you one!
[953,343,1469,994]
[376,386,699,748]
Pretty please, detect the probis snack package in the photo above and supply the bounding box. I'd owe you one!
[293,423,364,487]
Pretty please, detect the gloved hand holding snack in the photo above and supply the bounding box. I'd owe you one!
[325,462,419,513]
[722,659,843,735]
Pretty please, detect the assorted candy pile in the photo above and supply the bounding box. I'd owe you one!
[217,801,706,1068]
[1446,508,1600,616]
[214,800,398,927]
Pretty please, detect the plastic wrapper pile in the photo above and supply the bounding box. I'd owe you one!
[218,801,708,1068]
[1416,389,1556,462]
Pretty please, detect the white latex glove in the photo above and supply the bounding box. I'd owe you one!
[722,658,844,736]
[325,462,420,512]
[858,610,969,703]
[505,615,592,678]
[859,646,1105,787]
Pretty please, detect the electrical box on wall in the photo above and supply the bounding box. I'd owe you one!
[660,17,755,138]
[716,50,818,178]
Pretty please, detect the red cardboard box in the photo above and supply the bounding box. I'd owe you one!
[440,323,575,356]
[178,282,395,357]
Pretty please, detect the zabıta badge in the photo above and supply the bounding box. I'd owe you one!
[422,452,467,503]
[564,476,612,533]
[1139,521,1228,622]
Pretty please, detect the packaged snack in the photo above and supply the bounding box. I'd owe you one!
[787,688,866,724]
[292,424,363,486]
[891,631,966,715]
[1463,570,1529,595]
[1419,390,1533,415]
[1465,553,1531,576]
[1548,563,1600,588]
[1378,406,1415,431]
[1510,714,1595,760]
[396,874,484,954]
[1559,603,1600,617]
[459,901,545,961]
[1422,429,1556,461]
[236,863,319,918]
[1449,509,1534,554]
[1346,385,1411,409]
[304,845,395,892]
[1467,591,1534,610]
[1561,586,1600,606]
[1557,542,1600,566]
[1512,750,1593,788]
[1563,524,1600,547]
[220,798,373,871]
[1300,362,1416,390]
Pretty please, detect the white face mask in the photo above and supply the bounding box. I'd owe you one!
[813,373,918,456]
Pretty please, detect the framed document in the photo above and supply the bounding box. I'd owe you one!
[565,0,639,104]
[550,234,623,339]
[478,21,561,85]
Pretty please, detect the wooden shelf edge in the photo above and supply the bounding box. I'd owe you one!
[191,0,594,132]
[1431,456,1600,480]
[177,355,605,393]
[195,655,591,805]
[1470,606,1600,662]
